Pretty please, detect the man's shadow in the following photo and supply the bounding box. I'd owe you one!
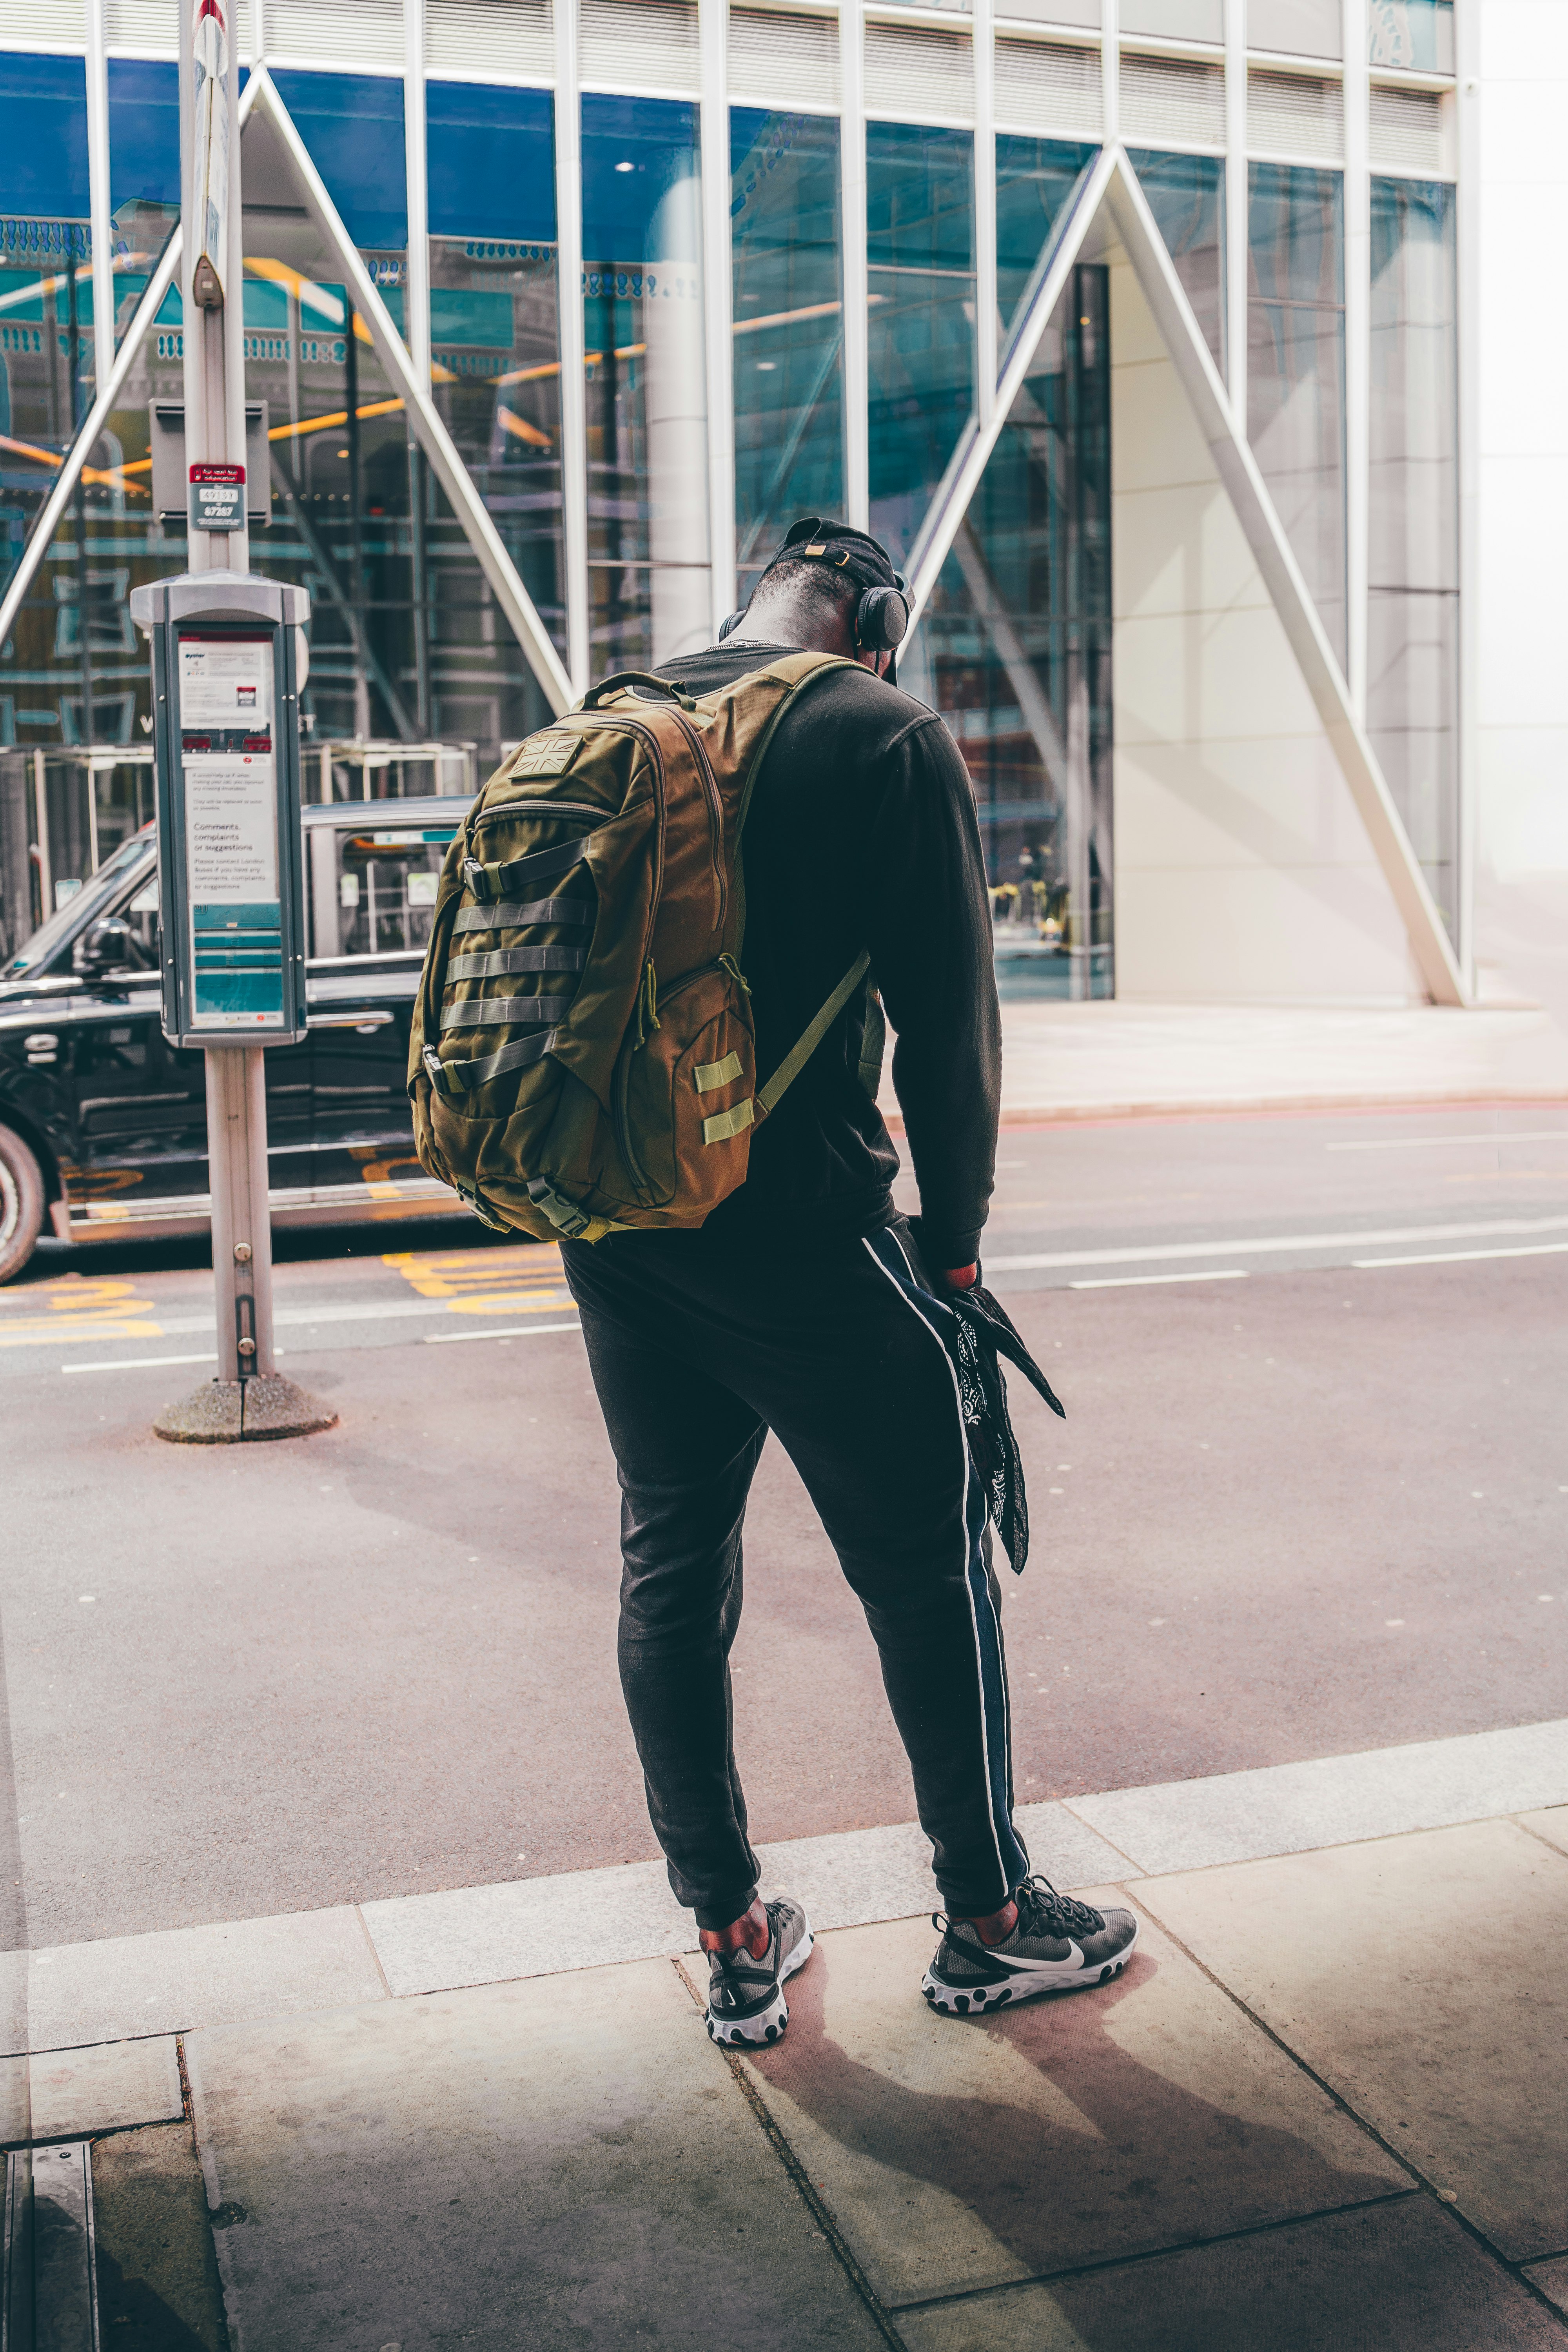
[746,1931,1401,2291]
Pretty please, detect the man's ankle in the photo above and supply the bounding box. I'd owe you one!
[960,1897,1018,1947]
[699,1897,769,1960]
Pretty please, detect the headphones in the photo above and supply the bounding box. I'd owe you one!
[719,517,909,662]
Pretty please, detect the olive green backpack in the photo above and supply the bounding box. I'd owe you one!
[408,652,884,1245]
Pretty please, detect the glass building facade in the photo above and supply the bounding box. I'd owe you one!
[0,0,1464,992]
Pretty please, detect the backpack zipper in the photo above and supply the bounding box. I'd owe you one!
[669,713,726,931]
[470,799,610,833]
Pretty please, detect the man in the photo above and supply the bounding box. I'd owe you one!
[560,520,1137,2045]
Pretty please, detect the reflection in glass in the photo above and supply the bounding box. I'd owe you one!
[1369,176,1457,940]
[108,58,181,302]
[867,122,975,570]
[0,163,160,759]
[996,136,1097,336]
[270,71,409,251]
[1369,0,1454,73]
[581,95,709,670]
[426,83,565,668]
[731,110,842,595]
[0,53,98,645]
[239,100,551,765]
[1248,161,1345,664]
[904,267,1112,1000]
[1128,149,1225,370]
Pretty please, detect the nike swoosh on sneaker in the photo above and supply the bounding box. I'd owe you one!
[989,1938,1085,1975]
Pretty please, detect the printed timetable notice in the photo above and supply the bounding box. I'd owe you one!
[178,637,286,1029]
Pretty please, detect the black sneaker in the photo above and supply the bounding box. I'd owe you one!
[922,1876,1138,2016]
[704,1896,813,2047]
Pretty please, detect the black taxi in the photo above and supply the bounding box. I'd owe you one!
[0,797,469,1282]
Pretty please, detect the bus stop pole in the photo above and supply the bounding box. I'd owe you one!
[180,0,272,1390]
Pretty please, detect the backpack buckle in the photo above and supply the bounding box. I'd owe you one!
[526,1176,594,1240]
[461,856,491,899]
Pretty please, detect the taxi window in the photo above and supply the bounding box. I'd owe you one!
[307,824,456,962]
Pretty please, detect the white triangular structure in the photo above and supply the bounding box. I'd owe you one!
[906,148,1466,1010]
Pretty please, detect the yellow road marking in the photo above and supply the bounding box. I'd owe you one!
[0,1276,161,1345]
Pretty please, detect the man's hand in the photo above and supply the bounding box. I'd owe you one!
[944,1264,979,1290]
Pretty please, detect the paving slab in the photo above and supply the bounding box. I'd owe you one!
[1521,1806,1568,1858]
[1133,1818,1568,2261]
[896,2197,1568,2352]
[1068,1717,1568,1875]
[1526,2258,1568,2321]
[0,2034,183,2144]
[183,1958,887,2351]
[363,1807,1131,1996]
[19,1907,388,2051]
[736,1900,1405,2308]
[91,2121,230,2351]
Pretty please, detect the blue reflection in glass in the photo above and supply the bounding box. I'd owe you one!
[996,136,1097,333]
[1248,161,1345,662]
[581,96,708,668]
[867,122,975,569]
[272,70,408,249]
[909,269,1113,1000]
[1128,149,1225,370]
[731,109,843,589]
[424,86,564,660]
[108,60,180,213]
[0,55,89,220]
[1369,176,1457,939]
[428,84,555,243]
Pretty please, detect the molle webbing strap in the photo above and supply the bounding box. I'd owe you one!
[755,951,872,1122]
[446,944,587,981]
[462,831,593,900]
[422,1028,558,1097]
[452,897,591,936]
[440,996,577,1030]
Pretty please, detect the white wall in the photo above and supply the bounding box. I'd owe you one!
[1472,0,1568,884]
[1110,255,1424,1004]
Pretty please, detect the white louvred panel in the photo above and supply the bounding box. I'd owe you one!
[103,0,177,53]
[1369,82,1450,177]
[730,8,839,111]
[1247,67,1345,162]
[0,0,85,45]
[864,23,975,123]
[1119,51,1224,148]
[267,0,403,69]
[993,36,1102,136]
[428,0,554,80]
[579,0,699,94]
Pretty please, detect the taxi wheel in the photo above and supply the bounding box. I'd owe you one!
[0,1123,45,1285]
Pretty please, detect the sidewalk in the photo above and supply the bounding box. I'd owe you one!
[22,1720,1568,2349]
[883,998,1568,1125]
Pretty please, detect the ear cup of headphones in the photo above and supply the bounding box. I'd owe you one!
[856,585,909,653]
[717,609,748,641]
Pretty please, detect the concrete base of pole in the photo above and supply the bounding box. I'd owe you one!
[154,1375,339,1445]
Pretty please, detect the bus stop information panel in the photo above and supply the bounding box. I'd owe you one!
[179,632,287,1030]
[131,573,310,1052]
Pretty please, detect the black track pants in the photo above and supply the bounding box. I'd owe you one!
[561,1219,1030,1931]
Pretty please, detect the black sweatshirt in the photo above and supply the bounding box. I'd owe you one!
[650,641,1000,1271]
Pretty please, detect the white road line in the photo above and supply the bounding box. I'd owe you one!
[62,1351,218,1375]
[986,1212,1568,1273]
[425,1320,581,1344]
[1352,1241,1568,1270]
[1068,1269,1249,1290]
[1326,1132,1568,1151]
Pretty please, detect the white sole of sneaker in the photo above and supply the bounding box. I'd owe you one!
[920,1922,1139,2017]
[705,1912,815,2048]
